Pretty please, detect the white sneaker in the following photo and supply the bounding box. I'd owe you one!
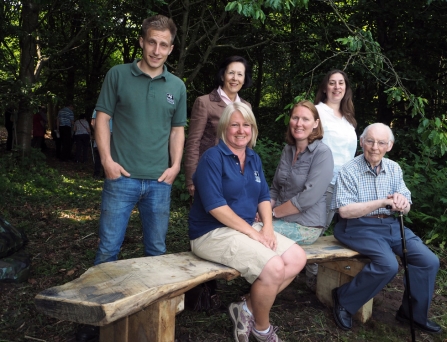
[252,325,283,342]
[228,301,254,342]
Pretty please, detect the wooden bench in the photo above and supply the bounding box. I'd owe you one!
[35,236,371,342]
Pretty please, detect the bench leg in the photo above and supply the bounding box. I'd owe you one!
[100,294,184,342]
[316,260,372,323]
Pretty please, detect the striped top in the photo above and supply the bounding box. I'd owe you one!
[58,107,74,127]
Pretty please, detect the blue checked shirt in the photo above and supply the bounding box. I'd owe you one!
[331,154,412,216]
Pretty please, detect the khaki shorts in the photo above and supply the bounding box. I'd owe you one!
[190,222,296,284]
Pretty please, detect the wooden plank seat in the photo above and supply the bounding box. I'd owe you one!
[35,236,371,342]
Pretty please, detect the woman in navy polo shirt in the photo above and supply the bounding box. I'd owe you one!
[189,102,306,342]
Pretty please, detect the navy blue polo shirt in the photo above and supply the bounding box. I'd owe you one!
[188,139,270,240]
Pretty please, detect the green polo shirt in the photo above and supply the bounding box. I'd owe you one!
[96,60,187,179]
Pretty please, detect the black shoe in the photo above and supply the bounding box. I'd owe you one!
[75,324,99,342]
[332,287,352,330]
[396,306,442,334]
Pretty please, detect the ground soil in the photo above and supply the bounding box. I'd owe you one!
[174,272,447,342]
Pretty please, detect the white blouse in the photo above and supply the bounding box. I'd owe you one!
[316,102,358,185]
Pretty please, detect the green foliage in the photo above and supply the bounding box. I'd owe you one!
[396,121,447,248]
[385,87,429,118]
[253,137,283,185]
[0,150,102,212]
[400,153,447,247]
[418,115,447,157]
[0,150,53,204]
[335,30,384,73]
[225,0,309,22]
[171,169,191,208]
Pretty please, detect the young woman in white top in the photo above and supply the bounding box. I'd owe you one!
[315,69,357,227]
[305,70,358,291]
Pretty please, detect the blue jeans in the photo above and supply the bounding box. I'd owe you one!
[94,177,172,265]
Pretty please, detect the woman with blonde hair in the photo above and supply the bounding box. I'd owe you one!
[189,102,306,342]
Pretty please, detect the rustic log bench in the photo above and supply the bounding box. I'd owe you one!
[35,236,371,342]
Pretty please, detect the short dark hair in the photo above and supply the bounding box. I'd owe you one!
[285,100,324,145]
[214,56,253,89]
[314,69,356,128]
[141,15,177,44]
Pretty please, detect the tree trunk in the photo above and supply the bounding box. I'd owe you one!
[253,49,264,110]
[17,0,39,154]
[374,0,394,126]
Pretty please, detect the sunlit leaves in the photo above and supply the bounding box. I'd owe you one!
[335,30,383,72]
[416,115,447,157]
[225,0,309,23]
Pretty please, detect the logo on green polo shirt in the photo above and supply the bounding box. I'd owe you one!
[166,93,174,105]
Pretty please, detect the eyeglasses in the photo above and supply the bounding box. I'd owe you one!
[363,139,389,147]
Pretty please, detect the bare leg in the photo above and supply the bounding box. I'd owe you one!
[277,244,306,293]
[247,244,306,330]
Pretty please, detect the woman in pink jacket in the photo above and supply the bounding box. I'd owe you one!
[184,56,253,196]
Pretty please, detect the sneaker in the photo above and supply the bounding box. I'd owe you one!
[228,301,254,342]
[306,274,317,293]
[252,325,283,342]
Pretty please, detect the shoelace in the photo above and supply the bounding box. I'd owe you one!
[263,325,279,342]
[242,299,255,334]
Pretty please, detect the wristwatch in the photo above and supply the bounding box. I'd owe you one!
[272,209,276,218]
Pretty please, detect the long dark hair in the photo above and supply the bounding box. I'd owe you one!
[314,69,357,128]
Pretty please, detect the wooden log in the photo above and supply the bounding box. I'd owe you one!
[316,259,373,323]
[99,295,184,342]
[35,252,240,326]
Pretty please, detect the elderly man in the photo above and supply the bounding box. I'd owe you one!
[331,123,441,334]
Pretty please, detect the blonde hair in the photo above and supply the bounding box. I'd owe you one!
[217,102,258,148]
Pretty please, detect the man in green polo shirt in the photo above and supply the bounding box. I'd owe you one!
[93,15,186,265]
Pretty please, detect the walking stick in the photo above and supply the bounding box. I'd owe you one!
[90,139,95,164]
[398,210,416,342]
[387,205,416,341]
